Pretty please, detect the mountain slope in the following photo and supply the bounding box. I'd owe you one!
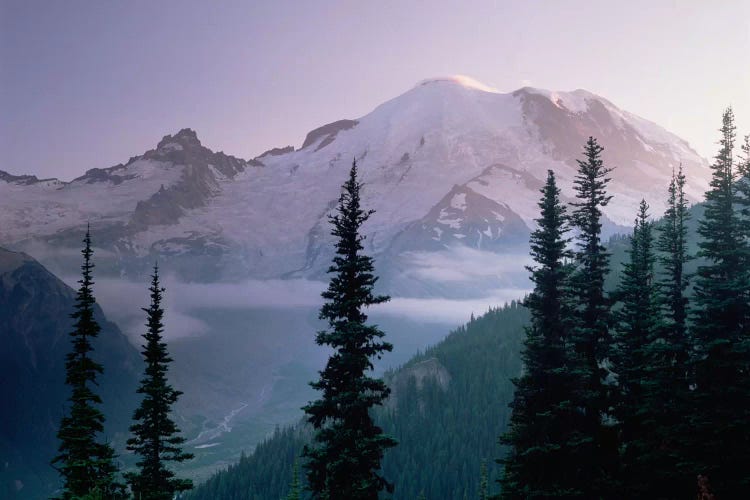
[0,78,709,294]
[0,77,714,497]
[185,302,528,500]
[0,247,141,499]
[184,196,713,499]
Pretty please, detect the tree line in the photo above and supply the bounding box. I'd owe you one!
[500,108,750,499]
[52,107,750,499]
[50,160,397,500]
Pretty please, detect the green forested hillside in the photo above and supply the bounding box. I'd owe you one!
[380,303,528,498]
[182,426,308,500]
[185,303,528,499]
[186,199,712,500]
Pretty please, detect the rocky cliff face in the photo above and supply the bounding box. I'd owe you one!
[0,247,141,499]
[386,357,452,410]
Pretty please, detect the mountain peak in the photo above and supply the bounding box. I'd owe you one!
[157,128,202,150]
[0,246,33,274]
[416,75,499,93]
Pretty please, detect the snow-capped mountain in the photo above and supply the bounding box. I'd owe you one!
[0,77,715,495]
[0,77,709,293]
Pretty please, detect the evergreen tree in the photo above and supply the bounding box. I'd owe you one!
[302,160,397,499]
[656,165,691,357]
[639,165,693,497]
[52,227,125,499]
[568,137,616,495]
[498,170,580,498]
[611,200,660,496]
[125,264,193,499]
[284,460,301,500]
[689,108,750,495]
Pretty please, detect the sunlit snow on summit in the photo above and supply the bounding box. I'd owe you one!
[418,75,500,93]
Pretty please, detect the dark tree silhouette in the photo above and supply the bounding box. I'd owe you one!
[568,137,616,496]
[499,170,580,498]
[126,264,193,499]
[52,226,125,499]
[302,160,397,499]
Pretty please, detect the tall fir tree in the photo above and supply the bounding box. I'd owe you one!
[610,200,661,496]
[639,165,693,498]
[52,226,125,499]
[125,264,193,499]
[498,170,580,498]
[568,137,616,496]
[656,164,691,361]
[302,160,397,499]
[689,108,750,495]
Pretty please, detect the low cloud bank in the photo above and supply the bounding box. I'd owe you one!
[376,289,527,324]
[60,273,528,343]
[60,275,327,341]
[403,246,533,283]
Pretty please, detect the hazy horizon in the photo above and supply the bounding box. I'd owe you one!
[2,0,749,180]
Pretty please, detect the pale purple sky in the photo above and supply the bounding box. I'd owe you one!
[1,0,748,180]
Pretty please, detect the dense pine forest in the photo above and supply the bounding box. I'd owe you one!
[43,109,750,499]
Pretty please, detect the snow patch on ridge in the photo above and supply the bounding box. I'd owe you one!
[437,208,462,229]
[523,88,592,114]
[450,192,467,210]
